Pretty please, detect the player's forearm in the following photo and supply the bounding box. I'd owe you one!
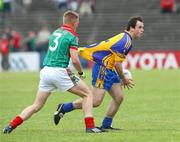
[72,58,83,73]
[114,62,125,79]
[70,48,83,73]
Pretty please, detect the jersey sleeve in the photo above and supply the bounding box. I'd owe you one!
[110,33,132,56]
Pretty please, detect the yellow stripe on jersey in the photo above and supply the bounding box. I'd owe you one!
[95,79,104,89]
[95,66,106,88]
[79,33,125,61]
[125,35,131,49]
[113,52,126,63]
[102,54,112,67]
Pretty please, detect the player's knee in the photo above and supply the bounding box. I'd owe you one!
[93,99,102,107]
[87,88,92,95]
[115,95,124,104]
[82,89,93,98]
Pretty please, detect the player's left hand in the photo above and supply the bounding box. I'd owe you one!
[78,47,84,52]
[122,77,134,90]
[78,72,86,79]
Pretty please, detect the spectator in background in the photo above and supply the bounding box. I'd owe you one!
[3,0,12,13]
[12,30,21,52]
[4,26,13,52]
[25,31,36,51]
[36,25,50,68]
[175,0,180,12]
[36,25,50,52]
[160,0,174,13]
[22,0,32,11]
[91,0,96,13]
[54,0,69,11]
[4,26,13,40]
[69,0,78,11]
[79,0,93,17]
[4,27,21,52]
[0,34,10,70]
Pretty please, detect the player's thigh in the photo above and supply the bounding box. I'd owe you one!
[68,79,91,98]
[92,87,106,104]
[108,83,124,101]
[33,89,51,107]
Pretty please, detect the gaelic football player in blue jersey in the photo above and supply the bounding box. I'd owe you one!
[3,10,103,134]
[54,16,144,130]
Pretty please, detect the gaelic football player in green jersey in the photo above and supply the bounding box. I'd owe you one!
[3,10,103,134]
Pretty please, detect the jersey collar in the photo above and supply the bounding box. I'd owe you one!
[61,24,78,37]
[124,30,132,40]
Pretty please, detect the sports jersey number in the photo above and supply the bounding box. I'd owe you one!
[49,33,62,51]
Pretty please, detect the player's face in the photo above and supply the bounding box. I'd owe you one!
[134,21,144,39]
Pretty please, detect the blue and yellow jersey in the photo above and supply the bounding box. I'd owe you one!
[79,31,133,69]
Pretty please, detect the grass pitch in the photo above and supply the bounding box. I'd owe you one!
[0,69,180,142]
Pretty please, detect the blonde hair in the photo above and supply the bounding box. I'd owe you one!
[63,10,79,24]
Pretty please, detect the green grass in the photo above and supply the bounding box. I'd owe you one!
[0,69,180,142]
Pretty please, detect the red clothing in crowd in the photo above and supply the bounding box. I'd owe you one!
[0,39,9,55]
[160,0,174,12]
[12,31,21,50]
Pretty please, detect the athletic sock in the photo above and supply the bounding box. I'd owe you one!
[62,102,74,113]
[10,116,23,129]
[84,117,95,129]
[101,116,112,128]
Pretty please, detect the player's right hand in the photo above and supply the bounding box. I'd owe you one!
[78,72,86,79]
[122,77,134,90]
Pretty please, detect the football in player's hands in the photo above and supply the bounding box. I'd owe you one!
[123,69,132,80]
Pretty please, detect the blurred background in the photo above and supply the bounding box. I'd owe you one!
[0,0,180,71]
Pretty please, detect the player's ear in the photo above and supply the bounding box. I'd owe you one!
[130,26,135,32]
[72,20,78,26]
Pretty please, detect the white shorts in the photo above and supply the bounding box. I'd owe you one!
[39,66,80,92]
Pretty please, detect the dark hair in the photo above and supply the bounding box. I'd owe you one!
[126,16,143,31]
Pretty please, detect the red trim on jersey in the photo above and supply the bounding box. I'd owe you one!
[61,24,78,37]
[70,46,78,50]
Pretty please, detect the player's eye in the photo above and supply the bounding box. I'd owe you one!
[138,26,144,29]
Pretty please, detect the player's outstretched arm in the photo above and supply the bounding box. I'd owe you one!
[70,48,86,79]
[114,62,134,90]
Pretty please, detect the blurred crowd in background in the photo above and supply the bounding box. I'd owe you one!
[1,0,180,54]
[0,0,96,17]
[0,0,97,54]
[0,0,97,70]
[160,0,180,13]
[0,0,180,71]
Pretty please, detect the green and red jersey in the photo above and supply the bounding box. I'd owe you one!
[43,25,79,68]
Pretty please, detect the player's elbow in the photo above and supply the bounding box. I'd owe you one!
[93,99,102,107]
[114,62,122,68]
[71,58,79,65]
